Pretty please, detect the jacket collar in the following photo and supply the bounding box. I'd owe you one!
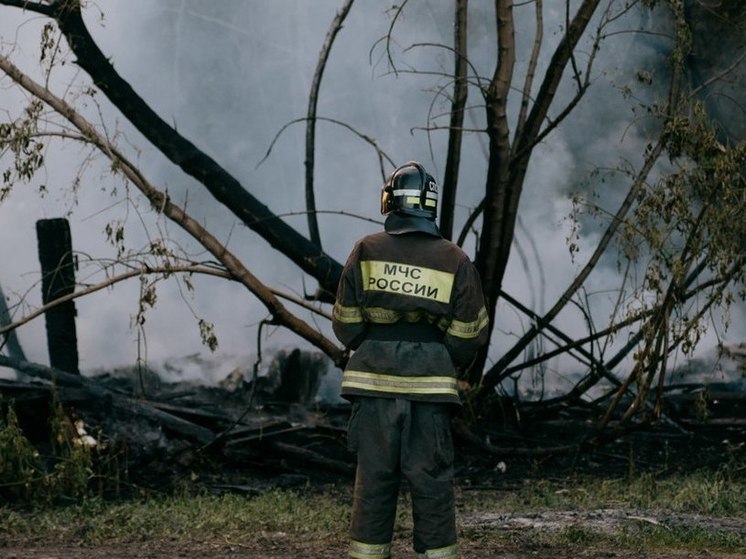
[384,213,442,237]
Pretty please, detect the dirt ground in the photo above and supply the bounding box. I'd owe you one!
[0,541,746,559]
[2,542,744,559]
[3,508,745,559]
[2,538,744,558]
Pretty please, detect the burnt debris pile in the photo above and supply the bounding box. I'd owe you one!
[0,347,744,500]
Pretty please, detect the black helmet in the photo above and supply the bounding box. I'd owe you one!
[380,161,438,220]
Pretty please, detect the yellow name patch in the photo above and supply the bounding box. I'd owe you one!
[360,260,454,304]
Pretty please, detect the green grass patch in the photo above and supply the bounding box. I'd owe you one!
[0,488,351,546]
[1,469,744,554]
[461,467,746,516]
[457,468,746,554]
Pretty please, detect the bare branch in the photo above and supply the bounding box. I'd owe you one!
[1,1,345,295]
[512,0,601,159]
[257,116,395,183]
[305,0,355,248]
[383,0,410,76]
[481,134,669,393]
[0,53,345,366]
[689,49,746,98]
[439,0,469,241]
[514,0,542,142]
[0,264,333,339]
[0,0,54,16]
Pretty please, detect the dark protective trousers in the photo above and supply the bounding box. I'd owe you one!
[347,397,457,555]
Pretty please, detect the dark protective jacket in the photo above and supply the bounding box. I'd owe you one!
[332,214,489,405]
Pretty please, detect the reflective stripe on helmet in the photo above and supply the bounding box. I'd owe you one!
[349,540,392,559]
[392,187,422,197]
[393,188,437,199]
[446,306,489,339]
[404,196,437,208]
[382,161,438,219]
[341,370,458,397]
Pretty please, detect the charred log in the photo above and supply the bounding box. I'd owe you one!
[1,351,744,499]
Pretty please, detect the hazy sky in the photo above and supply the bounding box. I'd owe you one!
[1,1,743,387]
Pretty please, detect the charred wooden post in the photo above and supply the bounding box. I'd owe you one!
[274,348,322,405]
[36,218,79,375]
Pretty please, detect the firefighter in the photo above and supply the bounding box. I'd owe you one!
[332,161,489,559]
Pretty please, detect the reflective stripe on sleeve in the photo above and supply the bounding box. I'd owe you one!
[341,371,458,397]
[446,305,489,339]
[349,540,392,559]
[332,303,364,324]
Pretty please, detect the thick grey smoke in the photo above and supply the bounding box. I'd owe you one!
[0,2,743,388]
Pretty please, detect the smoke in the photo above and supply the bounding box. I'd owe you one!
[0,1,743,387]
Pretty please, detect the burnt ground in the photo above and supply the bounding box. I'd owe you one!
[1,540,744,559]
[1,353,745,558]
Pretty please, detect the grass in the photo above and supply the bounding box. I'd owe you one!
[1,469,744,554]
[1,488,350,545]
[464,468,746,516]
[457,466,746,554]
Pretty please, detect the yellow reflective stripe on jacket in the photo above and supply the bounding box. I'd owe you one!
[423,544,459,559]
[342,371,458,396]
[349,540,392,559]
[332,303,364,324]
[447,306,489,339]
[363,306,401,324]
[360,260,454,304]
[363,307,439,325]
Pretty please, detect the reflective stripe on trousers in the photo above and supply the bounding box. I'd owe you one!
[347,397,457,556]
[349,540,392,559]
[418,543,459,558]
